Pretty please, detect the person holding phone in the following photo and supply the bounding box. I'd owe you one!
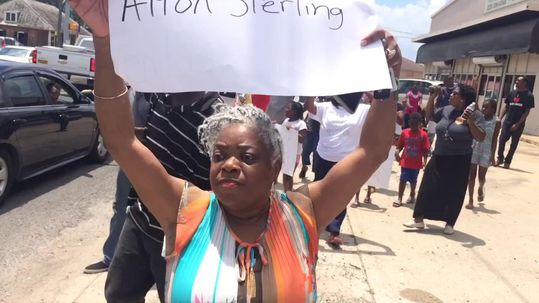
[404,84,486,235]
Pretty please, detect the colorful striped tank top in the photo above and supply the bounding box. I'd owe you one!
[165,191,318,303]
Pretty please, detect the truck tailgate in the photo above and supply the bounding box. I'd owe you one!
[36,47,94,78]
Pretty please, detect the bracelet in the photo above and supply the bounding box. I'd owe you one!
[93,86,129,100]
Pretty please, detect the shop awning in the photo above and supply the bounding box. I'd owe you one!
[416,17,539,63]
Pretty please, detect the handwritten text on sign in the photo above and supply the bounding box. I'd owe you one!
[110,0,391,95]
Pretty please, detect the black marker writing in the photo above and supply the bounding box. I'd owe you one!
[122,0,148,21]
[150,0,167,16]
[175,0,192,13]
[329,7,343,30]
[121,0,342,30]
[231,0,249,17]
[262,1,278,14]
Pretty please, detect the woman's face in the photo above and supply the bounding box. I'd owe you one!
[209,124,278,211]
[449,86,463,108]
[285,103,293,119]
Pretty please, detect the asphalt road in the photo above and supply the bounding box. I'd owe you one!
[0,158,117,299]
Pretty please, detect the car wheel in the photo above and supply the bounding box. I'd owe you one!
[88,132,108,163]
[0,150,14,207]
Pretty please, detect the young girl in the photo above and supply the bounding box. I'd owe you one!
[467,99,501,209]
[404,85,423,128]
[282,101,307,192]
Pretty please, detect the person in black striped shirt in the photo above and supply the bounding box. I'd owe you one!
[104,92,222,303]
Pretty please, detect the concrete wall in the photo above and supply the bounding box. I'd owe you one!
[431,0,485,32]
[430,0,532,33]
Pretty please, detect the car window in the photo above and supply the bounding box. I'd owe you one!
[0,47,29,58]
[3,75,45,107]
[79,39,94,51]
[420,82,431,95]
[39,76,77,105]
[397,81,414,94]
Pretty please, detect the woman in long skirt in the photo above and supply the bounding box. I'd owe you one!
[404,84,486,235]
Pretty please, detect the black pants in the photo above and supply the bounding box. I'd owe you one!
[497,122,525,164]
[314,153,345,236]
[105,208,166,303]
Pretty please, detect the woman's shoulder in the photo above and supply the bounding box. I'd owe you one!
[283,188,317,224]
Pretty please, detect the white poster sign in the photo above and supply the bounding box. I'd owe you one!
[109,0,391,95]
[274,124,299,176]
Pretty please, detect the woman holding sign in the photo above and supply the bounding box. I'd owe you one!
[69,0,401,302]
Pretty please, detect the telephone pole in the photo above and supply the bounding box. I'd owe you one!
[56,0,65,46]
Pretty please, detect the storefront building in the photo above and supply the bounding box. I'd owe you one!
[415,0,539,135]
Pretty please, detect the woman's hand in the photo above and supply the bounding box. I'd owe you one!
[68,0,109,37]
[462,108,476,124]
[361,29,402,78]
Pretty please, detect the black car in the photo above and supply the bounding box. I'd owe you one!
[0,62,107,206]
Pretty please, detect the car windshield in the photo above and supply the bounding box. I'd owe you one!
[0,48,28,57]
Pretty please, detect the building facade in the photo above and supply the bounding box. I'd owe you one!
[415,0,539,135]
[0,0,89,46]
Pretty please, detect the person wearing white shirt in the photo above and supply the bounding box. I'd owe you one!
[305,94,370,246]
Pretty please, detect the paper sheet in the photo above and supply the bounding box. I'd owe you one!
[109,0,391,95]
[274,124,299,176]
[366,146,395,189]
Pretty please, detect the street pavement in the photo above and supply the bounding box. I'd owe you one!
[0,138,538,302]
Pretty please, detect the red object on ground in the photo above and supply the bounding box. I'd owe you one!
[252,95,271,111]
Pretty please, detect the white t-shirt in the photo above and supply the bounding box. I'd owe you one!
[282,118,307,155]
[311,102,370,162]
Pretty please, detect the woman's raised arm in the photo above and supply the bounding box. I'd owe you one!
[307,29,401,231]
[71,0,185,235]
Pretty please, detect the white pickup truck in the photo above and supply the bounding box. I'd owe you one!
[34,37,95,88]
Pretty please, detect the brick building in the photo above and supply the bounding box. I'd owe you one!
[0,0,89,46]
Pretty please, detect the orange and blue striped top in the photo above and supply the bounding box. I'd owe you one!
[165,191,318,302]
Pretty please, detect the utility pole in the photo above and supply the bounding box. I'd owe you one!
[56,0,65,46]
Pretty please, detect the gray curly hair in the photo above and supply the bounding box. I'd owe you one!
[198,104,283,165]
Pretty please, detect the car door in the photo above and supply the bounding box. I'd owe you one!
[37,73,97,159]
[1,71,61,176]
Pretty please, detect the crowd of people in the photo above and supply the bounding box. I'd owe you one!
[69,1,535,302]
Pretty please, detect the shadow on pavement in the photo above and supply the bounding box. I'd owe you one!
[375,188,399,197]
[0,158,114,216]
[403,224,486,248]
[472,202,501,215]
[350,202,387,213]
[320,232,396,256]
[505,167,533,174]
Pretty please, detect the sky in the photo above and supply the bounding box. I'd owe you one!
[367,0,451,61]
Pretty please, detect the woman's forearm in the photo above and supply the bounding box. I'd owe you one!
[359,94,397,167]
[93,36,136,152]
[468,120,486,141]
[93,36,183,233]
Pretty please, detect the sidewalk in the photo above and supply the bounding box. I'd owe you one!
[346,140,539,303]
[521,134,539,147]
[4,142,538,302]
